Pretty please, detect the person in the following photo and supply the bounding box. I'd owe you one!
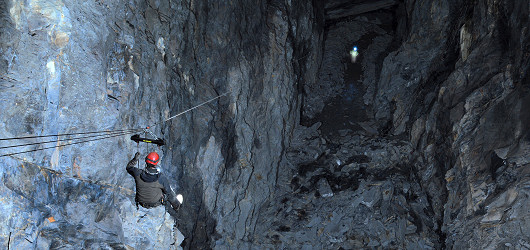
[127,152,182,210]
[350,46,359,63]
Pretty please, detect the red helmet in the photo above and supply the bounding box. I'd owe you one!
[145,152,160,165]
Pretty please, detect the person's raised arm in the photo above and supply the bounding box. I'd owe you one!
[126,152,142,176]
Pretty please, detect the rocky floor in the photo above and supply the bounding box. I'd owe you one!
[254,123,441,249]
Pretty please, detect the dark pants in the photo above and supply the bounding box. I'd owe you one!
[136,196,164,209]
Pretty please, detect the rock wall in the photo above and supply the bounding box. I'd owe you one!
[0,0,180,248]
[1,0,527,249]
[163,0,324,248]
[372,0,530,248]
[0,0,324,248]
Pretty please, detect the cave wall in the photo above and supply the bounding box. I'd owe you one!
[0,0,325,248]
[1,0,527,249]
[0,0,179,248]
[162,0,324,247]
[372,0,529,248]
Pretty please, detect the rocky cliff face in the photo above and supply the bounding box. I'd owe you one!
[0,0,528,249]
[373,0,529,248]
[0,0,323,248]
[166,0,323,248]
[1,0,181,248]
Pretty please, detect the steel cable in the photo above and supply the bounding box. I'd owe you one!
[0,92,230,158]
[147,91,230,129]
[0,130,138,158]
[0,128,143,141]
[0,130,140,150]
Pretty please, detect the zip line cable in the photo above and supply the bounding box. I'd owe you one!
[0,130,139,150]
[0,130,137,158]
[164,91,230,122]
[0,130,136,158]
[147,91,231,129]
[0,91,231,158]
[0,128,143,141]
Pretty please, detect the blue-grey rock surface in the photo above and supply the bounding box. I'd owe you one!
[1,0,183,248]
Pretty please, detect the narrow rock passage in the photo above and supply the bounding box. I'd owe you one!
[302,10,396,139]
[253,0,530,248]
[253,9,443,249]
[311,32,373,138]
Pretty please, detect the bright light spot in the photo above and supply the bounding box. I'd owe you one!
[177,194,183,204]
[46,60,56,77]
[157,37,165,56]
[350,46,359,63]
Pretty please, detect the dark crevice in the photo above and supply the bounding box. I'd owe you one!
[324,4,400,28]
[425,2,479,247]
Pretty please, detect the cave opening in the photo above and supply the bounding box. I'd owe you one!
[252,1,451,249]
[301,1,404,141]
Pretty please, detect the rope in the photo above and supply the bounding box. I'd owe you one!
[0,130,138,158]
[137,142,140,169]
[145,130,149,153]
[0,128,143,141]
[147,91,230,129]
[0,130,138,150]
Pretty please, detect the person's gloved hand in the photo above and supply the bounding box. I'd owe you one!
[177,194,183,205]
[134,152,140,160]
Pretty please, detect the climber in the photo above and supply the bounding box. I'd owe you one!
[126,152,183,210]
[350,46,359,63]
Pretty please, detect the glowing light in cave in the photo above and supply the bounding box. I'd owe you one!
[350,46,359,63]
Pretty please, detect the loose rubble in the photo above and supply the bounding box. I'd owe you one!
[254,124,440,249]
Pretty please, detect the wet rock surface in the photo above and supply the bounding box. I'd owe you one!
[1,0,183,248]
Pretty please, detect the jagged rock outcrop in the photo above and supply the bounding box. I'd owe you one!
[372,1,529,248]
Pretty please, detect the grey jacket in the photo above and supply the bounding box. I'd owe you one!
[126,155,180,209]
